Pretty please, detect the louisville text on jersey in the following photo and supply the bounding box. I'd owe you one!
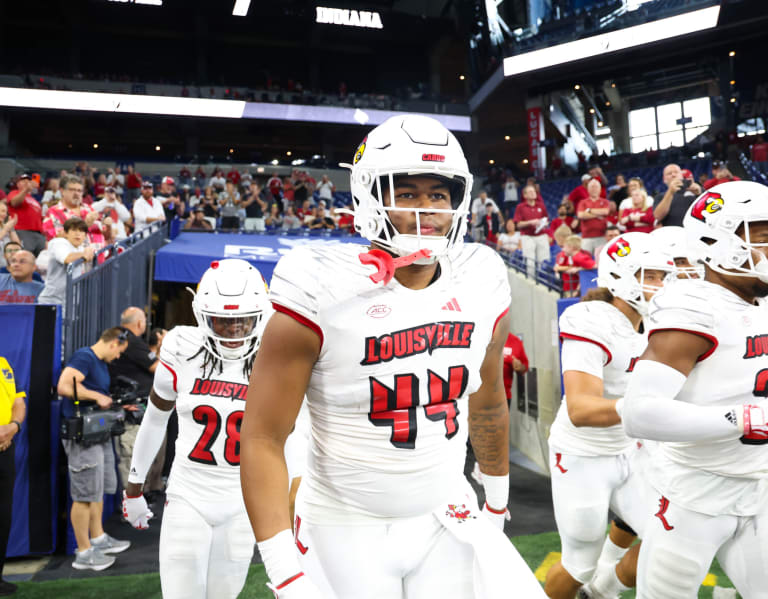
[743,334,768,359]
[361,321,475,365]
[190,378,248,401]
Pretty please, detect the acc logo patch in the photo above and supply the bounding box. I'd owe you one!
[691,191,724,222]
[606,237,631,261]
[353,136,367,165]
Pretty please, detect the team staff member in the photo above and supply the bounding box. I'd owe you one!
[58,328,131,572]
[0,357,26,596]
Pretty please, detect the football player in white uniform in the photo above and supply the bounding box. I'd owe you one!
[240,115,545,598]
[121,259,272,599]
[545,232,674,599]
[620,181,768,598]
[650,225,704,279]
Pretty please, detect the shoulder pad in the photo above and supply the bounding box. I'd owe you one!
[559,301,630,359]
[647,280,717,336]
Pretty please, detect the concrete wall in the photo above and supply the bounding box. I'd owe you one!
[506,269,562,475]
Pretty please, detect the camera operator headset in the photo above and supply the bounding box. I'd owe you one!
[57,327,131,570]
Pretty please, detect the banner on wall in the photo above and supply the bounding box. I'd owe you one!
[527,107,545,179]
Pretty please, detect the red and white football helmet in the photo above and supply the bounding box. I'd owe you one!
[597,232,675,315]
[192,259,272,361]
[344,115,472,263]
[683,181,768,283]
[650,225,704,279]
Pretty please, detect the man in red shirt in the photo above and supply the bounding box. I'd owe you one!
[751,136,768,173]
[514,184,550,275]
[703,163,741,189]
[6,174,45,256]
[554,235,596,297]
[226,168,241,186]
[502,333,529,407]
[568,174,592,205]
[124,165,143,206]
[576,179,611,255]
[43,174,99,241]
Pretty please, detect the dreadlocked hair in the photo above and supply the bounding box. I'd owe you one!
[187,338,257,380]
[581,287,615,304]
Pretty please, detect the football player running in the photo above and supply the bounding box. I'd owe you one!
[240,115,545,598]
[545,232,674,599]
[620,181,768,598]
[122,259,272,599]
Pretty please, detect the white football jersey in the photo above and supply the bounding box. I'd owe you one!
[157,326,251,504]
[550,300,646,456]
[644,279,768,516]
[269,242,511,524]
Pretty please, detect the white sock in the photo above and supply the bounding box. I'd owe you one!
[91,533,106,543]
[593,564,631,597]
[598,535,627,565]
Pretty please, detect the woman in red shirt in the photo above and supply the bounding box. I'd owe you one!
[619,188,654,233]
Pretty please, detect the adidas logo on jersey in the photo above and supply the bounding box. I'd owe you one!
[441,298,462,312]
[725,409,738,427]
[361,321,475,365]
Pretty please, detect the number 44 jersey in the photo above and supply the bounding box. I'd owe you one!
[156,326,250,505]
[270,243,511,524]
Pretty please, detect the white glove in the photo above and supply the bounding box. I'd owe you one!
[267,572,326,598]
[122,490,154,530]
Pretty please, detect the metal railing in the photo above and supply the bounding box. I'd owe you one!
[496,245,564,295]
[63,222,167,362]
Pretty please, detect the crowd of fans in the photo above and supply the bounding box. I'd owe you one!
[0,162,360,307]
[472,159,743,297]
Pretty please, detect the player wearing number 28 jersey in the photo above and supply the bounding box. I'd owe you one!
[241,115,546,599]
[121,258,273,599]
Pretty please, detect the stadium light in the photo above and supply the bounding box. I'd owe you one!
[504,5,721,77]
[522,158,529,164]
[504,135,510,140]
[155,145,161,151]
[489,159,495,165]
[93,143,99,149]
[729,51,735,57]
[232,0,251,16]
[459,75,466,81]
[286,151,292,156]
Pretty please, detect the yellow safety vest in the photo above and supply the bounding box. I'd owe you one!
[0,357,25,426]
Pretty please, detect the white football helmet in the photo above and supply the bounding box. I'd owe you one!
[192,259,272,362]
[597,232,675,315]
[683,181,768,283]
[344,115,472,263]
[650,225,704,279]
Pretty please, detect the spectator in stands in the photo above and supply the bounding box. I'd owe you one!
[752,135,768,174]
[43,174,99,241]
[482,198,502,245]
[554,235,596,297]
[293,171,310,207]
[0,201,20,268]
[282,205,302,230]
[470,190,489,242]
[265,204,283,229]
[549,202,579,238]
[226,167,241,186]
[653,163,701,227]
[178,166,192,186]
[194,165,207,182]
[57,327,131,571]
[209,169,226,193]
[514,184,550,273]
[0,355,26,596]
[502,333,529,408]
[0,251,43,304]
[218,180,241,230]
[107,167,125,197]
[0,242,42,283]
[588,165,608,189]
[267,172,283,201]
[309,205,336,230]
[619,188,655,233]
[41,177,62,208]
[184,207,213,231]
[7,175,45,257]
[299,200,316,226]
[242,182,267,232]
[38,218,94,311]
[93,174,107,200]
[617,176,648,214]
[568,174,593,205]
[496,218,521,253]
[608,174,628,205]
[576,178,611,255]
[157,177,180,221]
[594,224,621,266]
[132,182,166,231]
[109,307,165,495]
[91,187,132,241]
[703,162,741,189]
[148,328,166,357]
[502,175,519,219]
[552,224,572,253]
[124,165,142,206]
[317,175,335,203]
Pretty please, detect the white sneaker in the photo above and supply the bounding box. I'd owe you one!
[91,533,131,555]
[72,547,116,571]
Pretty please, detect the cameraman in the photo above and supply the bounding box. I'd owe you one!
[57,327,131,571]
[109,307,166,497]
